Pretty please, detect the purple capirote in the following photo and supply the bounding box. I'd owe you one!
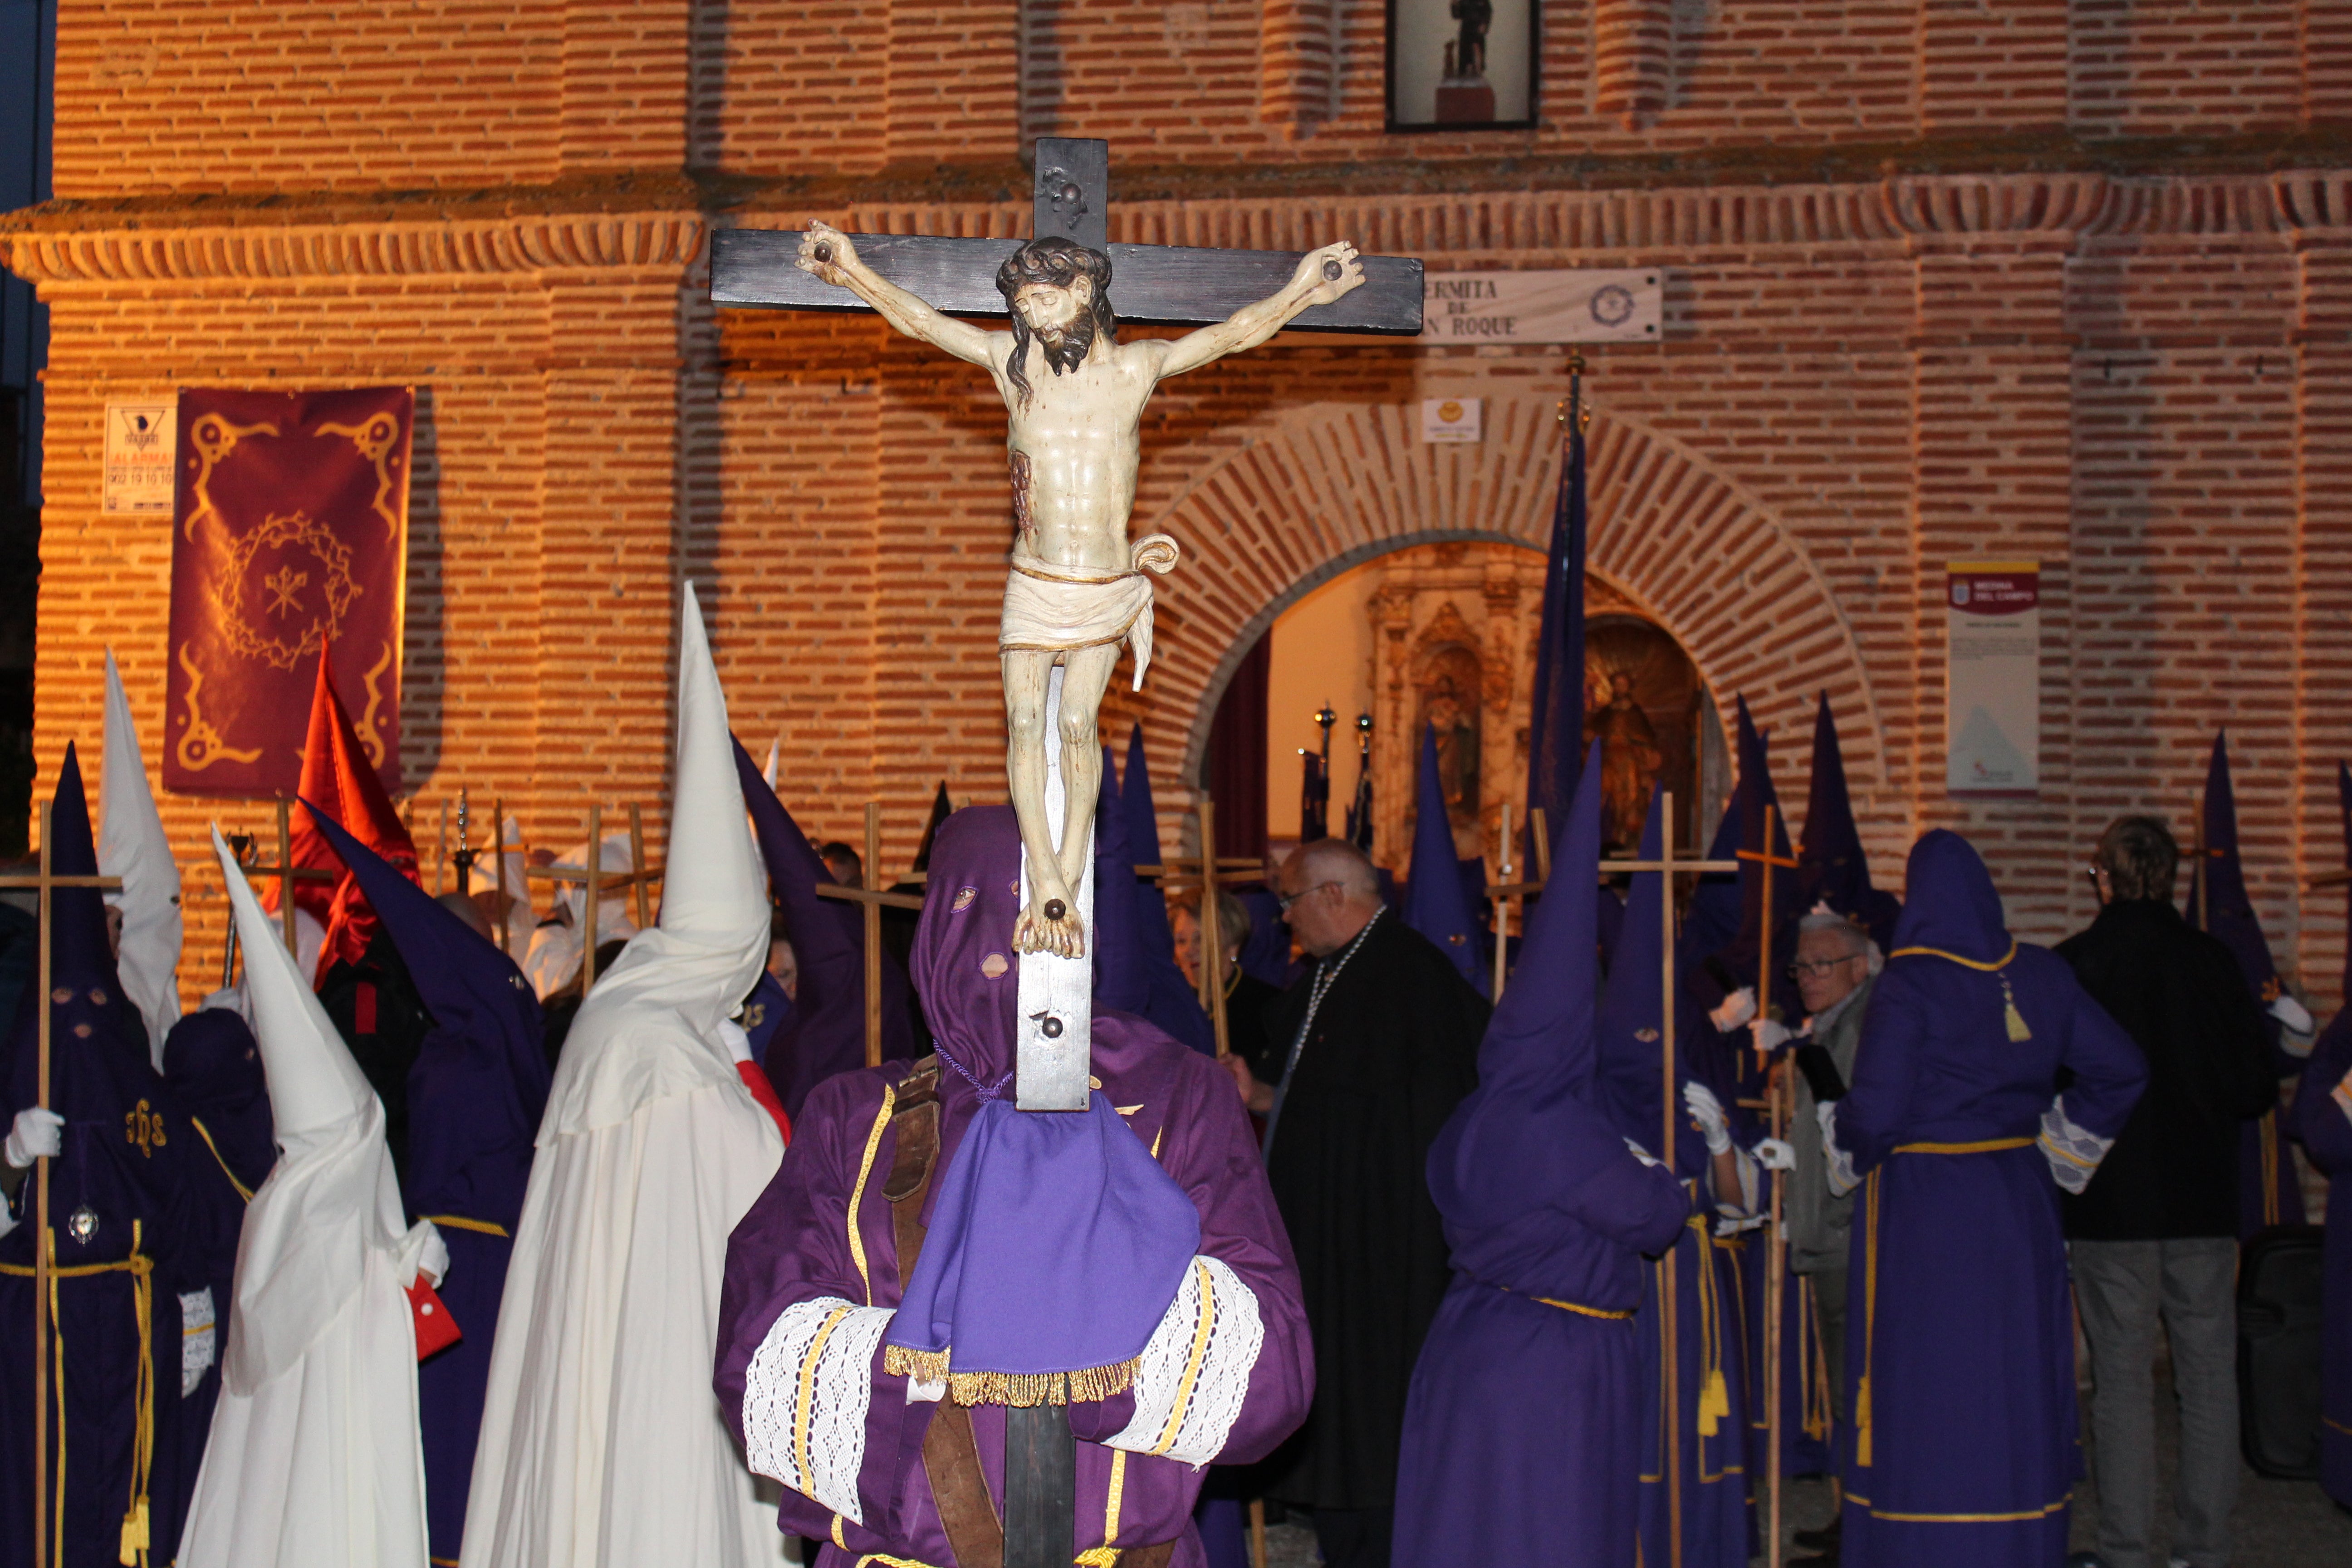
[715,806,1312,1566]
[1394,746,1694,1568]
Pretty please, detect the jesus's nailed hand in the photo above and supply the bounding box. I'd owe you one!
[1292,241,1365,308]
[796,223,859,288]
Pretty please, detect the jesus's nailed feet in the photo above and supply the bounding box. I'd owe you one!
[1014,897,1086,958]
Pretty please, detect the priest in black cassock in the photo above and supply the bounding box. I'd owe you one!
[1222,837,1487,1568]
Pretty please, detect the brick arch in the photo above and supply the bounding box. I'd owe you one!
[1132,395,1881,822]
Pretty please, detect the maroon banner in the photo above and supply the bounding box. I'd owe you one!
[163,387,412,797]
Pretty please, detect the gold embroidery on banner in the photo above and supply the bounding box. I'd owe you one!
[214,510,362,671]
[314,411,405,543]
[173,643,262,773]
[181,414,280,542]
[357,640,393,769]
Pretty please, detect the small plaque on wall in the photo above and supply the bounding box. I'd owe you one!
[1422,398,1483,443]
[1389,0,1536,131]
[1945,561,2040,797]
[103,401,177,516]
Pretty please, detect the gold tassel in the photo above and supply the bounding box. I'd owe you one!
[1697,1369,1730,1437]
[118,1498,149,1566]
[882,1344,950,1385]
[2002,977,2031,1041]
[1854,1376,1872,1467]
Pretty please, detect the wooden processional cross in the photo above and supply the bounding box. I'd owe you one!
[715,139,1421,1568]
[1735,804,1800,1568]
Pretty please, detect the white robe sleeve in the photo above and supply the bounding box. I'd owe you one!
[740,1297,895,1524]
[2037,1093,2115,1195]
[1105,1255,1265,1468]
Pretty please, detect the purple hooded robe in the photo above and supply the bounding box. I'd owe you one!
[1393,748,1693,1567]
[715,807,1311,1567]
[2287,759,2352,1508]
[304,803,552,1564]
[1824,829,2145,1567]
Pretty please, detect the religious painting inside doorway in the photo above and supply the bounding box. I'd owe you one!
[162,386,412,798]
[1388,0,1537,130]
[1583,615,1703,858]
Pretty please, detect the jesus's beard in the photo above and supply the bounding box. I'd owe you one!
[1030,313,1098,378]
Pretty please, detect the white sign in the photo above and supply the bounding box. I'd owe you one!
[1946,561,2040,796]
[1419,269,1662,345]
[1421,397,1483,443]
[103,400,177,516]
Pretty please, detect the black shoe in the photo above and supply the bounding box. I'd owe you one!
[1793,1516,1842,1551]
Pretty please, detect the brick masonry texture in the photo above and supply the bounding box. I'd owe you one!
[6,2,2351,1022]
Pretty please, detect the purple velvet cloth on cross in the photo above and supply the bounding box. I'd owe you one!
[1831,829,2145,1568]
[715,806,1312,1567]
[1394,747,1693,1567]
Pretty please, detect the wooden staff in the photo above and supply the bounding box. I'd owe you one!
[0,803,122,1568]
[1604,794,1738,1568]
[491,801,511,955]
[435,799,448,896]
[627,803,654,931]
[524,804,664,993]
[1147,796,1262,1060]
[812,803,923,1069]
[240,807,333,965]
[1739,801,1798,1568]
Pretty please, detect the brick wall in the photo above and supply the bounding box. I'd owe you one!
[9,5,2352,1021]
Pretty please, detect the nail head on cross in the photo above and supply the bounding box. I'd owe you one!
[1323,260,1343,281]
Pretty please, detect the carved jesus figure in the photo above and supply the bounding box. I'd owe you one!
[798,222,1366,956]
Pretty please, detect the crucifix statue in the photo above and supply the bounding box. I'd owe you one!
[714,138,1421,965]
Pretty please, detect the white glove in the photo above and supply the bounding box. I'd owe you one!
[1713,1213,1766,1237]
[1753,1137,1796,1171]
[1751,1016,1795,1053]
[718,1018,754,1065]
[1682,1081,1733,1156]
[1708,986,1757,1033]
[1622,1137,1666,1170]
[5,1108,62,1170]
[2270,991,2315,1048]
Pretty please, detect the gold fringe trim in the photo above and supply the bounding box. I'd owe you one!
[881,1345,1140,1407]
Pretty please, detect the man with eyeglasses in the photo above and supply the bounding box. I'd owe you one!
[1221,837,1487,1568]
[1766,911,1883,1564]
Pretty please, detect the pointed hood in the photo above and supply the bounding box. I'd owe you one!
[540,586,775,1140]
[1,745,165,1269]
[285,645,422,982]
[1426,744,1626,1209]
[1888,829,2010,964]
[1703,696,1800,1017]
[1680,785,1744,970]
[762,737,779,790]
[2190,731,2281,1016]
[99,650,182,1066]
[1122,724,1181,966]
[731,733,915,1117]
[1794,691,1900,950]
[1596,786,1671,1148]
[911,782,953,873]
[1090,745,1145,1014]
[1403,725,1485,994]
[210,823,410,1392]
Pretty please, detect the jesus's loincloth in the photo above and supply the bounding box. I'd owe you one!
[998,534,1181,691]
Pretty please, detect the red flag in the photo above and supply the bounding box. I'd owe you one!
[264,647,421,981]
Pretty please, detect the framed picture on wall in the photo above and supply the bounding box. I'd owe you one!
[1387,0,1537,131]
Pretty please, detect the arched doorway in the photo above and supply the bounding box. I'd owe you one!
[1207,536,1724,875]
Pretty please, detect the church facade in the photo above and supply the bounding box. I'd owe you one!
[7,1,2349,1009]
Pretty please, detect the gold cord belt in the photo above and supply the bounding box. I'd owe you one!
[1893,1137,2034,1155]
[421,1213,510,1238]
[1500,1283,1636,1321]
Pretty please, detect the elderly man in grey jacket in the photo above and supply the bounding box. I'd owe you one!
[1766,910,1882,1562]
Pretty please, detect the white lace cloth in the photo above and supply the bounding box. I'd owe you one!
[742,1296,894,1524]
[1107,1255,1264,1468]
[2037,1093,2114,1195]
[180,1287,216,1397]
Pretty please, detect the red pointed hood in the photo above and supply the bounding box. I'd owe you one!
[268,646,420,982]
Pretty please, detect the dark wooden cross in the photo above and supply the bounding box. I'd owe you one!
[714,142,1420,1568]
[712,138,1424,335]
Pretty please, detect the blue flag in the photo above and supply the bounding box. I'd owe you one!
[1524,404,1588,847]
